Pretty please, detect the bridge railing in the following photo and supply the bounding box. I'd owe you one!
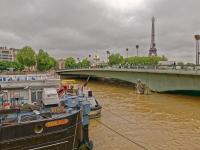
[60,64,200,71]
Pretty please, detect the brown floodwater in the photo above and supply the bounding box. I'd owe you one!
[79,80,200,150]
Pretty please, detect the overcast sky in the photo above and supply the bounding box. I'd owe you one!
[0,0,199,62]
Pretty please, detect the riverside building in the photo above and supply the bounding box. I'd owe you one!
[0,46,20,61]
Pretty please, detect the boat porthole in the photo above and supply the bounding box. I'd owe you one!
[34,125,43,134]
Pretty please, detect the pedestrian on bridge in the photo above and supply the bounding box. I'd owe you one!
[173,62,176,69]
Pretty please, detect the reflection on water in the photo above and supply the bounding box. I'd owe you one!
[81,80,200,150]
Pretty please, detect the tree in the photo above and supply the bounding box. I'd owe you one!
[9,61,25,71]
[48,57,57,70]
[0,61,7,70]
[0,61,24,71]
[177,62,184,69]
[161,55,168,61]
[36,49,51,71]
[37,49,57,71]
[65,57,77,68]
[186,62,195,66]
[177,62,184,66]
[108,53,124,66]
[17,46,36,69]
[127,56,163,65]
[79,58,90,68]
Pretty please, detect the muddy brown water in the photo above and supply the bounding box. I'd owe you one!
[77,80,200,150]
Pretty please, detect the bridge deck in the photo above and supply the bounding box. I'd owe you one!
[57,68,200,92]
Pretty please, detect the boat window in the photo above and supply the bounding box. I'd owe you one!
[31,91,37,103]
[37,91,42,100]
[31,90,43,103]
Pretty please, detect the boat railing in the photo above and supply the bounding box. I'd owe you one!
[0,74,56,82]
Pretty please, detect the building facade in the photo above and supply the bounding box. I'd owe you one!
[0,46,20,61]
[57,59,65,69]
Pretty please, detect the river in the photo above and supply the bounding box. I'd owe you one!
[77,79,200,150]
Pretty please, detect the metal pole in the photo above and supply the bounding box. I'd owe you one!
[195,35,200,65]
[198,40,200,65]
[126,48,128,58]
[197,40,199,65]
[196,40,198,65]
[196,40,197,65]
[196,40,199,65]
[197,39,200,65]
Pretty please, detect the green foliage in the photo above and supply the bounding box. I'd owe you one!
[177,62,184,66]
[186,62,195,66]
[36,49,57,71]
[9,61,25,71]
[161,55,168,61]
[36,49,49,71]
[65,57,77,68]
[108,53,124,66]
[78,58,90,68]
[49,57,58,70]
[0,61,7,70]
[0,61,24,71]
[126,56,163,65]
[17,46,36,67]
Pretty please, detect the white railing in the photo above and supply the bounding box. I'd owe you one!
[0,74,56,82]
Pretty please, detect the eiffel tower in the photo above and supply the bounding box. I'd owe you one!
[149,17,157,56]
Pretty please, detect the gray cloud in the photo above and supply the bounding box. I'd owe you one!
[0,0,199,62]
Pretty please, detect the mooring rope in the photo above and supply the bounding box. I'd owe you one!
[94,119,148,150]
[103,107,137,125]
[72,114,79,150]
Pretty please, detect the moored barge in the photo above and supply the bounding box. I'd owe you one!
[0,75,93,150]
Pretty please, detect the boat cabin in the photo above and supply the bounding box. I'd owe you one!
[0,75,60,108]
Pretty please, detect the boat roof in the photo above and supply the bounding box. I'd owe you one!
[0,79,60,89]
[0,107,80,126]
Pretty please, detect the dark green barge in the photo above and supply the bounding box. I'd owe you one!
[0,103,93,150]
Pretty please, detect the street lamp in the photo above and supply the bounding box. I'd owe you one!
[194,35,200,65]
[106,50,110,63]
[136,45,139,57]
[126,48,129,58]
[77,57,80,63]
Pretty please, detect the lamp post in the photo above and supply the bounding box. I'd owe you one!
[126,48,129,58]
[106,50,110,63]
[136,45,139,57]
[77,57,80,63]
[194,35,200,65]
